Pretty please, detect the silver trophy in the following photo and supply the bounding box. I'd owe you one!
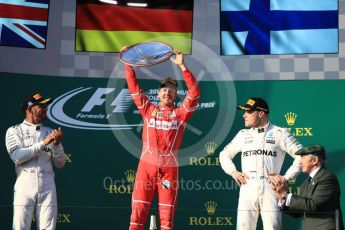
[119,42,173,67]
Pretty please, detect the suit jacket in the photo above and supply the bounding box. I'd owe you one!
[283,167,344,230]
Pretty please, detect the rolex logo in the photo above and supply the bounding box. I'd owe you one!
[205,142,217,155]
[189,201,233,226]
[205,201,217,215]
[285,112,297,126]
[125,170,136,184]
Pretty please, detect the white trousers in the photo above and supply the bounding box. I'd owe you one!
[236,181,281,230]
[13,171,57,230]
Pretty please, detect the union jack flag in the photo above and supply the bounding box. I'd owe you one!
[0,0,50,49]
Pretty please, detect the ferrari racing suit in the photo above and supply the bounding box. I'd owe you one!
[219,122,302,230]
[5,120,66,230]
[125,65,200,230]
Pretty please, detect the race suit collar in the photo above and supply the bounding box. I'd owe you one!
[23,120,42,130]
[158,104,174,111]
[252,122,270,133]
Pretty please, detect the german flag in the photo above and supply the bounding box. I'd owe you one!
[76,0,194,53]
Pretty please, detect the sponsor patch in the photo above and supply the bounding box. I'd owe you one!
[169,111,176,118]
[162,179,171,189]
[148,119,178,130]
[43,146,53,153]
[33,93,42,100]
[245,136,254,144]
[151,109,158,116]
[242,149,277,157]
[266,139,275,144]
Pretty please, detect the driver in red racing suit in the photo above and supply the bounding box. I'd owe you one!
[124,50,200,230]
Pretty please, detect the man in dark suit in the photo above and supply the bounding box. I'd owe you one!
[269,144,344,230]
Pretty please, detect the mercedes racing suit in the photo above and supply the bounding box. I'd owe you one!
[5,120,66,230]
[125,65,200,230]
[219,122,302,230]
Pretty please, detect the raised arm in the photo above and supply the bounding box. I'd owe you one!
[124,64,151,116]
[171,51,200,120]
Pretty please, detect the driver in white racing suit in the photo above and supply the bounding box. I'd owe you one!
[5,92,66,230]
[219,97,303,230]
